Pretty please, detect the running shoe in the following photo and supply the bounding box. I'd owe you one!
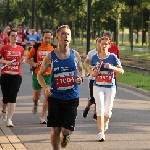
[82,107,90,118]
[93,114,97,121]
[32,105,38,114]
[40,117,47,124]
[32,100,39,114]
[61,134,70,148]
[1,111,7,122]
[98,132,105,142]
[6,119,14,127]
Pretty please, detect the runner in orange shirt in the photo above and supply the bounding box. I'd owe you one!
[26,29,57,124]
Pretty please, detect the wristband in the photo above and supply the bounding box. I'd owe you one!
[80,77,84,82]
[77,76,84,82]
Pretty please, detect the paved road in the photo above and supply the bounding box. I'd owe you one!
[0,63,150,150]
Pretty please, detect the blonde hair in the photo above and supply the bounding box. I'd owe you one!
[56,25,70,34]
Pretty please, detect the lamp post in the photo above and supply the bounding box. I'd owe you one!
[148,9,150,52]
[86,0,91,54]
[31,0,35,28]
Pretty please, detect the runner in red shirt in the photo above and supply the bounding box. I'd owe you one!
[17,24,26,49]
[0,26,10,46]
[0,29,24,127]
[0,26,10,85]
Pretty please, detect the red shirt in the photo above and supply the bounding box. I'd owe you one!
[108,43,120,78]
[108,43,120,59]
[1,33,9,45]
[17,32,26,44]
[0,45,24,76]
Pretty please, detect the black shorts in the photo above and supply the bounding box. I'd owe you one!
[89,80,95,104]
[47,97,79,131]
[1,74,22,103]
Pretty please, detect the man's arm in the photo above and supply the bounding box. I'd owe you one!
[37,53,51,89]
[74,51,85,78]
[83,58,90,71]
[20,55,25,64]
[25,48,39,67]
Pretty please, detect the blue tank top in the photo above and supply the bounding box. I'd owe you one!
[50,48,79,100]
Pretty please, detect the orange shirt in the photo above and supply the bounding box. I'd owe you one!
[27,42,55,75]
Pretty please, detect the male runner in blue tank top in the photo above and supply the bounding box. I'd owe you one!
[37,25,85,150]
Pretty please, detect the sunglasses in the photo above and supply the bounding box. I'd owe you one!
[11,35,17,37]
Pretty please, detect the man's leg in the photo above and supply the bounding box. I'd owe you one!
[61,98,79,148]
[40,75,51,123]
[40,92,48,124]
[60,127,73,148]
[32,73,42,114]
[51,127,61,150]
[32,89,41,114]
[93,103,97,121]
[83,80,95,118]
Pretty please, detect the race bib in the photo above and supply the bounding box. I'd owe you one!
[96,71,113,85]
[37,51,49,63]
[54,71,75,90]
[3,51,21,75]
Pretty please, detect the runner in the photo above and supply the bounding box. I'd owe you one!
[17,24,27,50]
[37,29,42,41]
[83,32,120,122]
[37,25,85,149]
[27,28,40,73]
[0,29,24,127]
[0,26,10,46]
[26,29,57,124]
[87,36,124,141]
[103,31,120,88]
[83,36,101,121]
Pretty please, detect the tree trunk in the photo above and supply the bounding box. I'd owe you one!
[81,17,84,46]
[148,9,150,52]
[121,17,124,44]
[72,21,75,45]
[130,5,134,51]
[116,17,120,46]
[141,9,144,46]
[136,26,139,43]
[113,20,116,43]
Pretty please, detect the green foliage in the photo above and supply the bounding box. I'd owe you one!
[117,71,150,91]
[0,0,149,40]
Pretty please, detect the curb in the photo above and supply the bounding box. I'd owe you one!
[117,82,150,97]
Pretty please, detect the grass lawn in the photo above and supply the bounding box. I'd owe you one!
[117,71,150,91]
[120,50,150,58]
